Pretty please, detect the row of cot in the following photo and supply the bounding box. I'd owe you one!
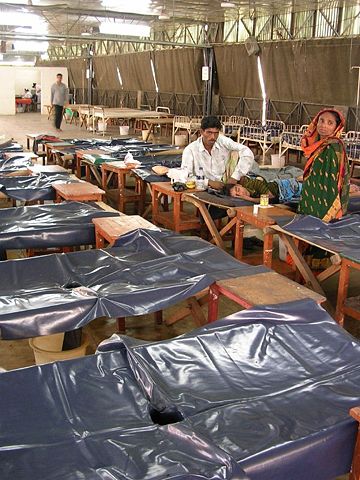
[173,115,360,171]
[1,224,360,479]
[0,204,360,479]
[58,106,360,174]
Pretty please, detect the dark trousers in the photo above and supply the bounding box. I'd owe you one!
[54,104,63,129]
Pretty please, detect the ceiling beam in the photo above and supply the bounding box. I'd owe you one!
[0,2,158,22]
[0,2,205,26]
[0,31,207,48]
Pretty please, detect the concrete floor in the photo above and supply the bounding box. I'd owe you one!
[0,112,356,479]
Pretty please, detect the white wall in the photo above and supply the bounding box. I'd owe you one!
[15,67,41,96]
[0,65,68,116]
[40,67,68,115]
[0,68,15,115]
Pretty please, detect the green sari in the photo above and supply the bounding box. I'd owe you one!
[298,140,349,222]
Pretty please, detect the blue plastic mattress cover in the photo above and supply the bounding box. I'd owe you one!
[0,201,119,250]
[0,228,267,339]
[0,155,32,172]
[0,350,244,480]
[280,214,360,262]
[0,173,78,201]
[98,299,360,480]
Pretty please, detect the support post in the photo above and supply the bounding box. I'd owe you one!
[87,44,94,105]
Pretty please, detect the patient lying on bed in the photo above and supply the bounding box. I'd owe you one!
[230,175,303,203]
[231,177,360,207]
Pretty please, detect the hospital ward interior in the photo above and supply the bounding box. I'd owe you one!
[0,1,360,479]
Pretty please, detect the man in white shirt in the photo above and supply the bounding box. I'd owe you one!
[181,116,254,190]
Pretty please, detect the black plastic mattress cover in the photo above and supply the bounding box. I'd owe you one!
[0,156,32,172]
[0,201,119,250]
[132,167,169,183]
[0,143,22,153]
[132,154,182,183]
[69,137,152,148]
[280,214,360,262]
[0,173,78,201]
[192,190,255,208]
[0,350,244,480]
[136,153,182,168]
[110,144,174,159]
[0,228,267,339]
[348,195,360,213]
[98,299,360,480]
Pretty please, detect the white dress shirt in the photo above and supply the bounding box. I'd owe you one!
[181,135,254,183]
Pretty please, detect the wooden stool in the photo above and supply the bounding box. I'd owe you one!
[37,152,47,166]
[207,273,326,323]
[53,182,105,203]
[151,182,201,233]
[115,311,163,334]
[92,215,157,248]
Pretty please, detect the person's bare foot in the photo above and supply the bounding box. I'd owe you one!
[56,128,63,132]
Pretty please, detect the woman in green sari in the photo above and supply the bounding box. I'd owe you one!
[298,108,349,222]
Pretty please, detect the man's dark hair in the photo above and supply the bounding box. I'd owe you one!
[57,73,63,77]
[201,116,222,130]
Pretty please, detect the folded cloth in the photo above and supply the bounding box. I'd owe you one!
[273,178,302,202]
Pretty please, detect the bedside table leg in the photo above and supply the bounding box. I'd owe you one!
[116,317,126,333]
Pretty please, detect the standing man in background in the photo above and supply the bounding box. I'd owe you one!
[51,73,68,132]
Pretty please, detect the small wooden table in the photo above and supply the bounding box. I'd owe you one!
[5,151,38,163]
[92,215,158,248]
[53,182,105,203]
[16,97,32,112]
[26,134,47,152]
[271,223,340,301]
[234,205,295,267]
[152,182,202,233]
[64,104,89,125]
[45,142,72,164]
[208,273,326,323]
[29,164,68,174]
[75,149,109,181]
[101,161,144,214]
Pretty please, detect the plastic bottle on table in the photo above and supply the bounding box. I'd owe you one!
[196,166,206,190]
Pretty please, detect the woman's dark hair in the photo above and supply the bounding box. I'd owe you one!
[201,116,222,130]
[330,110,342,127]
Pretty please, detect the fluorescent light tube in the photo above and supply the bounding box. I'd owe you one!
[99,22,150,37]
[13,41,49,52]
[221,2,236,7]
